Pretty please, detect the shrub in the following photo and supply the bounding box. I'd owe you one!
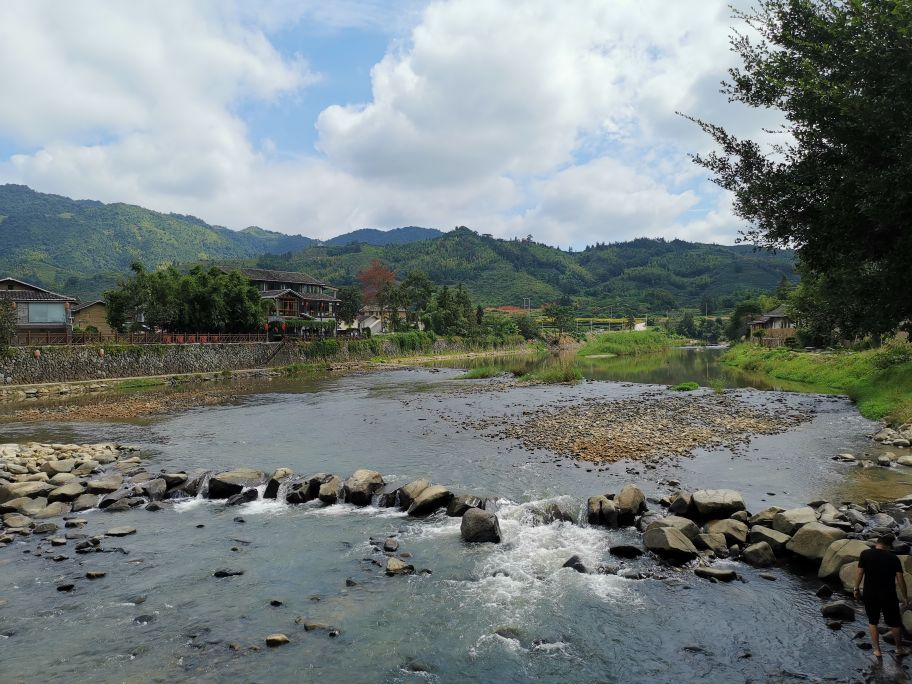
[671,382,700,391]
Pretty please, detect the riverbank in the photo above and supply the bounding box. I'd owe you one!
[723,342,912,425]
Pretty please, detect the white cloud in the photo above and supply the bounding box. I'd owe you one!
[0,0,777,246]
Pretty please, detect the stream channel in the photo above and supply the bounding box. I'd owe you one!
[1,347,909,682]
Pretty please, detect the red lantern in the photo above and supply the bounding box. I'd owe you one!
[264,323,268,331]
[281,322,286,332]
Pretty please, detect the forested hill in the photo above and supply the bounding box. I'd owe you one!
[248,227,796,312]
[0,184,315,297]
[324,226,443,246]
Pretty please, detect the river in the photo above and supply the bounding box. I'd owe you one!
[0,348,907,682]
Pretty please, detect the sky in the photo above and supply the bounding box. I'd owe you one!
[0,0,780,249]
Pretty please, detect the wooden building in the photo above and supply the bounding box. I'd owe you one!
[234,268,340,322]
[72,300,114,335]
[748,304,796,347]
[0,277,77,339]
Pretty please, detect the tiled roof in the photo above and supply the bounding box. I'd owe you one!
[299,291,340,302]
[0,289,77,302]
[73,300,105,312]
[239,268,324,286]
[258,289,305,300]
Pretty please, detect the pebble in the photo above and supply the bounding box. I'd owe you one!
[266,633,289,647]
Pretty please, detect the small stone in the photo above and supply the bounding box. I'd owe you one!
[105,526,136,537]
[694,567,737,582]
[816,585,834,599]
[385,557,415,576]
[57,583,75,592]
[266,633,289,647]
[86,571,106,579]
[269,599,283,607]
[821,600,854,621]
[759,573,777,581]
[213,569,244,578]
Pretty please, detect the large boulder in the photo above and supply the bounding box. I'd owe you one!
[385,558,415,576]
[0,481,54,503]
[407,485,452,516]
[772,507,816,535]
[207,469,264,500]
[839,561,859,593]
[72,493,100,512]
[742,541,775,567]
[86,474,123,494]
[0,496,47,516]
[704,519,749,546]
[34,501,71,518]
[264,468,294,499]
[447,495,485,517]
[2,512,33,529]
[786,522,846,561]
[461,508,502,543]
[285,473,333,504]
[343,469,385,507]
[137,478,167,501]
[695,566,737,582]
[318,476,343,505]
[397,479,431,510]
[615,484,647,525]
[691,489,745,519]
[646,515,700,541]
[818,539,870,579]
[749,506,784,527]
[643,526,699,563]
[40,459,75,476]
[587,496,618,527]
[695,532,729,555]
[668,490,693,517]
[748,525,791,555]
[47,482,86,503]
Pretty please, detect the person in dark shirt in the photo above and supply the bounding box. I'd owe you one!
[854,534,909,658]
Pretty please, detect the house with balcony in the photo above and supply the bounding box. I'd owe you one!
[748,304,796,347]
[234,268,340,322]
[0,277,77,341]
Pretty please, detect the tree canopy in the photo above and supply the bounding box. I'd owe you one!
[688,0,912,339]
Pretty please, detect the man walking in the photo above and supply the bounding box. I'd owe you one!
[854,534,909,658]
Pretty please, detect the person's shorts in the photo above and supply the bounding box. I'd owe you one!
[864,596,901,627]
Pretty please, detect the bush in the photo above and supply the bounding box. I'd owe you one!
[578,329,677,357]
[671,381,700,391]
[457,366,500,380]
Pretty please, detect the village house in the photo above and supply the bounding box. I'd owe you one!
[748,304,797,347]
[0,277,78,340]
[233,268,340,322]
[72,300,114,335]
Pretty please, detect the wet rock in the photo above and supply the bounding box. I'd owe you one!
[86,474,123,494]
[408,485,452,516]
[266,634,289,647]
[835,453,856,462]
[818,539,869,579]
[461,507,502,543]
[386,557,415,576]
[318,476,343,505]
[759,573,777,581]
[668,490,693,516]
[33,521,58,534]
[397,479,431,510]
[609,544,644,559]
[691,489,745,519]
[86,571,106,579]
[98,488,136,509]
[447,495,485,517]
[821,601,854,621]
[285,473,333,505]
[643,526,699,563]
[704,519,749,546]
[71,493,99,512]
[207,469,264,500]
[226,489,258,506]
[0,496,47,516]
[772,507,817,535]
[104,499,132,512]
[897,455,912,467]
[40,459,76,476]
[742,542,775,567]
[57,583,75,592]
[528,501,576,525]
[816,585,833,598]
[136,478,167,501]
[270,599,284,606]
[748,526,791,555]
[646,515,700,541]
[695,566,737,582]
[161,472,188,488]
[383,537,399,552]
[33,501,71,519]
[263,468,293,499]
[615,484,647,525]
[730,510,750,524]
[562,555,588,573]
[213,569,244,577]
[0,481,54,503]
[145,502,162,512]
[2,512,32,529]
[64,518,88,528]
[787,522,846,561]
[343,469,385,506]
[695,532,729,556]
[587,496,618,527]
[105,526,137,537]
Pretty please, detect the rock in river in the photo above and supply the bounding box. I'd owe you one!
[691,489,745,519]
[318,476,343,505]
[786,522,846,561]
[264,468,294,499]
[562,555,588,573]
[207,469,264,500]
[461,508,502,543]
[748,525,791,555]
[397,479,430,510]
[643,526,699,563]
[646,516,700,541]
[226,489,258,506]
[704,519,749,546]
[105,526,137,537]
[386,558,415,576]
[772,507,816,536]
[447,495,485,517]
[821,601,854,621]
[343,469,385,507]
[587,496,618,527]
[818,539,870,579]
[266,633,289,647]
[407,485,452,516]
[615,484,646,525]
[742,542,775,567]
[695,567,737,582]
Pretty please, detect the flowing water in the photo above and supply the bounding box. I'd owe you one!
[1,349,909,683]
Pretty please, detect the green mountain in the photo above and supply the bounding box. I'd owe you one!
[0,184,315,298]
[323,226,443,246]
[247,227,796,313]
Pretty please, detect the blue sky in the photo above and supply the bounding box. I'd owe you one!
[0,1,773,248]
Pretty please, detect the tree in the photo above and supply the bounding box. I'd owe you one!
[687,0,912,339]
[0,300,16,347]
[357,259,395,304]
[544,296,576,334]
[725,299,762,341]
[337,286,362,325]
[676,311,698,338]
[514,313,539,340]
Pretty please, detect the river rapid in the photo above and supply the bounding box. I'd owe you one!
[1,349,909,682]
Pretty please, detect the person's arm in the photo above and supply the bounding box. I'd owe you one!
[854,566,865,600]
[898,571,909,609]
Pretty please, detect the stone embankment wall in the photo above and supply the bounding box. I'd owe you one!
[0,338,515,388]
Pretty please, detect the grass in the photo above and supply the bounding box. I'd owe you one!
[457,366,500,380]
[115,377,168,390]
[723,340,912,424]
[525,362,583,384]
[577,329,677,357]
[670,381,700,391]
[709,378,725,395]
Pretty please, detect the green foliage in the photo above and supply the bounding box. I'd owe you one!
[578,330,676,357]
[688,0,912,339]
[543,296,576,334]
[457,366,500,380]
[709,378,725,395]
[525,361,583,385]
[514,314,540,340]
[723,341,912,424]
[336,286,362,325]
[104,263,263,333]
[0,300,16,348]
[670,382,700,391]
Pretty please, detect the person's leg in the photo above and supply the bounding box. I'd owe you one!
[884,600,905,655]
[870,623,882,657]
[891,626,905,655]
